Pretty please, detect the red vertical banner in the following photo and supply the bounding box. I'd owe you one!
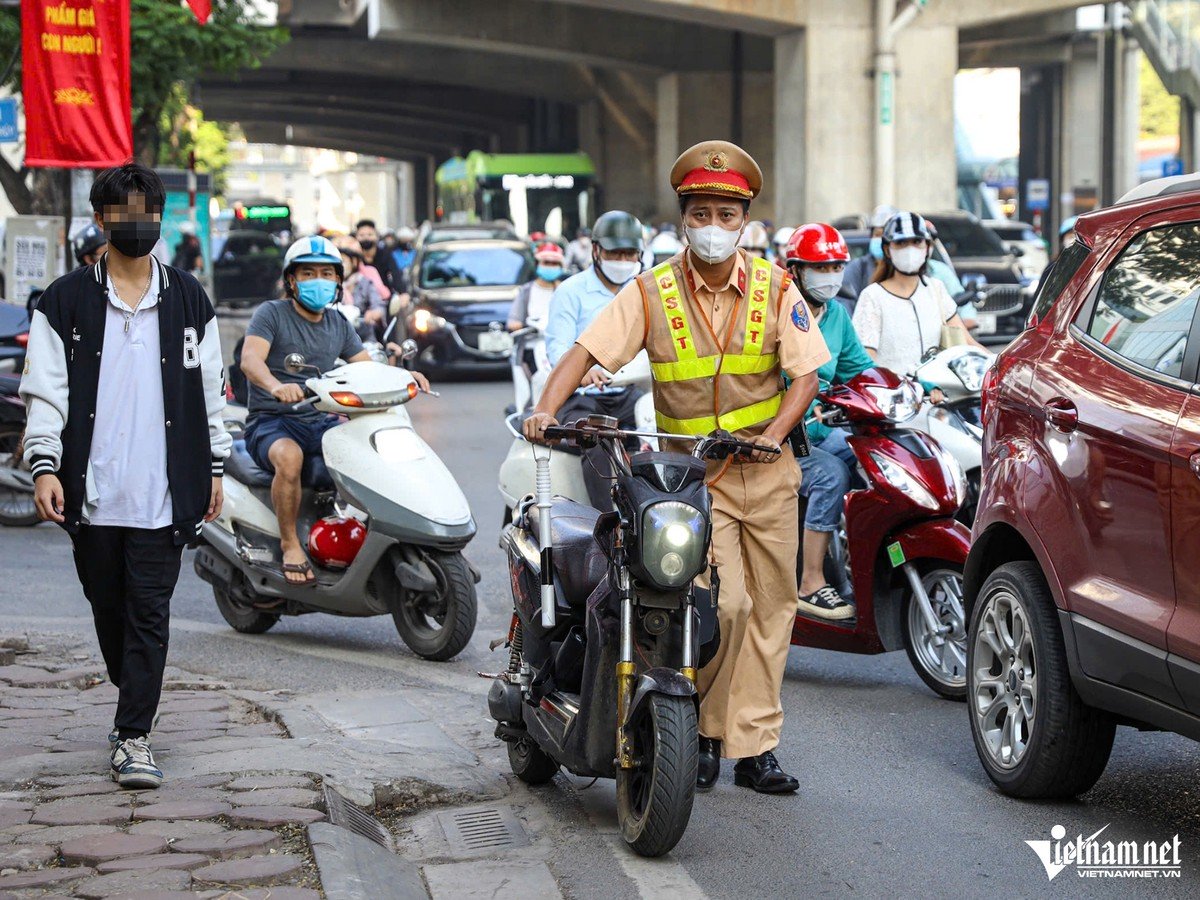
[22,0,133,168]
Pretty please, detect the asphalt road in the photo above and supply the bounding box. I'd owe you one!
[3,336,1200,897]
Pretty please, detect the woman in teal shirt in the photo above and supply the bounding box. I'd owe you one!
[783,225,873,622]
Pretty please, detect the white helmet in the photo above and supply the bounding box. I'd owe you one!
[396,225,417,243]
[283,235,344,281]
[649,230,685,259]
[738,221,770,251]
[772,226,795,248]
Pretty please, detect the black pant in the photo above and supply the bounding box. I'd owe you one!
[71,525,183,738]
[555,388,644,510]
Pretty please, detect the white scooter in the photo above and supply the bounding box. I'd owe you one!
[195,344,480,661]
[911,344,993,525]
[498,352,656,520]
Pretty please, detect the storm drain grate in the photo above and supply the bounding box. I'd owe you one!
[437,805,530,853]
[323,784,394,852]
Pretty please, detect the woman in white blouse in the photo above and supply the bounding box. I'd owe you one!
[852,211,982,402]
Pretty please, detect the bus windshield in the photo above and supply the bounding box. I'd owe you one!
[419,247,534,288]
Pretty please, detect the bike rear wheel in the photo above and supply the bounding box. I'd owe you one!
[0,426,38,527]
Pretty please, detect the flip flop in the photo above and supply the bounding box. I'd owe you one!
[281,560,317,586]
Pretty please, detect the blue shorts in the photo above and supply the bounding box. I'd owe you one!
[797,429,856,532]
[243,414,340,472]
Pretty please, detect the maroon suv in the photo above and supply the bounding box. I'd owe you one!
[965,175,1200,798]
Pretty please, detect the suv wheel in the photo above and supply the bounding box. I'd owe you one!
[967,561,1115,798]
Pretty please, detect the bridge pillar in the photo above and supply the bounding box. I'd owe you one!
[773,17,956,228]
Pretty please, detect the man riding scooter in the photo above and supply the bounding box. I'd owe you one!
[239,236,429,584]
[543,211,647,510]
[783,224,874,622]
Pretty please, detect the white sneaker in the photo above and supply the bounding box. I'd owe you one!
[110,737,163,789]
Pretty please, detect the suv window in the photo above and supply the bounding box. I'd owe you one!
[1078,222,1200,379]
[1031,240,1088,323]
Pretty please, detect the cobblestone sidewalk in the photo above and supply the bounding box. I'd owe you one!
[0,635,326,899]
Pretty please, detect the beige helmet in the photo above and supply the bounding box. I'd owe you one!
[738,220,771,252]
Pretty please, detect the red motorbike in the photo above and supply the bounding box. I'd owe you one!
[792,368,971,700]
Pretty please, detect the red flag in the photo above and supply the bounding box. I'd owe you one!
[22,0,132,168]
[186,0,212,25]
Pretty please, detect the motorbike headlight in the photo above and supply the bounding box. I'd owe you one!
[948,354,989,392]
[868,452,938,510]
[943,451,967,508]
[865,382,920,423]
[411,309,447,334]
[640,501,707,589]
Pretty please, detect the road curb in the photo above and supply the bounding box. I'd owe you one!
[308,821,429,900]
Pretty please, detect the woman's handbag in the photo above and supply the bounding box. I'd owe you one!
[940,324,969,349]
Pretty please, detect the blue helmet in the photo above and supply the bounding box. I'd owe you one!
[1059,215,1079,237]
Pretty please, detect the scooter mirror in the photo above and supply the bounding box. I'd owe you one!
[284,353,308,375]
[399,339,419,364]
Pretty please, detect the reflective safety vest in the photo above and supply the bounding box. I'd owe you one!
[636,251,787,438]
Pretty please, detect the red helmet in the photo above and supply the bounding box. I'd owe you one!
[784,223,850,265]
[307,516,366,569]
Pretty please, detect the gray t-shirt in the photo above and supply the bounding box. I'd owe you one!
[245,300,364,420]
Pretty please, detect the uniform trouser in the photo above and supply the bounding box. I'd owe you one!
[697,448,801,759]
[71,525,183,737]
[554,388,644,510]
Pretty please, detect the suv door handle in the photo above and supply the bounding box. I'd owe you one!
[1044,398,1078,433]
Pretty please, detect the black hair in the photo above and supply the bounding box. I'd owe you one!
[89,161,165,215]
[354,219,377,232]
[679,196,751,216]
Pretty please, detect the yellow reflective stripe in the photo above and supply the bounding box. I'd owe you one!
[743,257,772,356]
[652,262,697,361]
[650,353,778,382]
[656,392,785,436]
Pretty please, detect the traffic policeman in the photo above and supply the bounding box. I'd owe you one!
[525,141,830,794]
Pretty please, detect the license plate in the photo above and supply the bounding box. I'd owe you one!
[478,331,513,354]
[974,314,997,335]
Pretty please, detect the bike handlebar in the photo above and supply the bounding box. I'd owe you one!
[542,421,780,462]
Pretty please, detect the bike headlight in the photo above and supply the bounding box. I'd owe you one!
[869,452,938,510]
[948,354,989,392]
[865,382,920,423]
[943,451,967,508]
[640,501,707,589]
[371,427,427,462]
[411,309,447,334]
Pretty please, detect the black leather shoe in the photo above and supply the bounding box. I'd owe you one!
[697,737,721,791]
[733,750,799,794]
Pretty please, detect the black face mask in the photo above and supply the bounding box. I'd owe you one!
[358,238,376,251]
[105,221,161,258]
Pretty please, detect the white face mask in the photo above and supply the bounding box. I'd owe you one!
[598,257,640,286]
[685,224,742,265]
[801,269,844,304]
[890,245,927,275]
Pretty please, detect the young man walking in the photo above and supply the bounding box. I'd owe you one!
[21,162,231,789]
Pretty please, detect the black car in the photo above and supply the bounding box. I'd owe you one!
[409,238,535,371]
[0,303,29,374]
[213,231,284,309]
[924,210,1032,347]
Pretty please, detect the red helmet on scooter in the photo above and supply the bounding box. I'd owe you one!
[784,223,850,266]
[308,516,366,569]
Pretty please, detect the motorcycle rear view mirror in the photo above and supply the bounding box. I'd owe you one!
[399,339,419,365]
[284,353,316,375]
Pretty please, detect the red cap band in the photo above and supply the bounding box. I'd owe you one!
[678,167,753,198]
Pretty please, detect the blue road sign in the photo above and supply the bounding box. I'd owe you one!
[1026,179,1050,212]
[1163,157,1185,178]
[0,99,17,144]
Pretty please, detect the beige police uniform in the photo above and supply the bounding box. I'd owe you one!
[576,145,829,757]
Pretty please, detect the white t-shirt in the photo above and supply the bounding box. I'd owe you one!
[85,265,173,529]
[526,282,554,331]
[852,278,958,377]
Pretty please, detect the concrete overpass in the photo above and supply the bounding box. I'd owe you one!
[205,0,1142,232]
